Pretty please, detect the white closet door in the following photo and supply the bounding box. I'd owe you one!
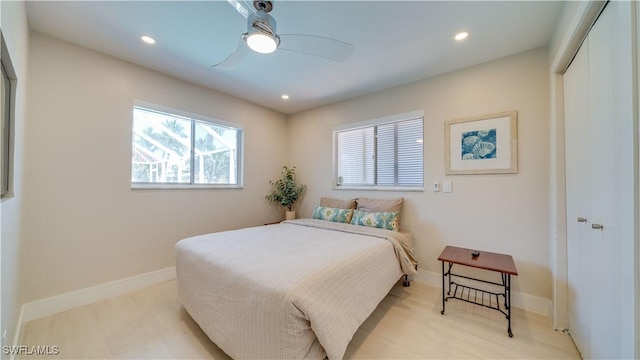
[564,2,633,358]
[585,4,618,358]
[563,36,591,359]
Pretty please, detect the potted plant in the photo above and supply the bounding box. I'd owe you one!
[265,165,306,220]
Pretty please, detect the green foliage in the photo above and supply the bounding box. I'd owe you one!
[132,116,236,184]
[265,166,306,211]
[195,128,231,184]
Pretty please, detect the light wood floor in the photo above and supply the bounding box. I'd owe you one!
[20,279,581,359]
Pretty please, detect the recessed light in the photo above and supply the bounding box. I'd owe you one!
[140,35,156,44]
[454,32,469,41]
[281,94,290,100]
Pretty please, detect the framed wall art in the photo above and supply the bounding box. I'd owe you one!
[445,111,517,175]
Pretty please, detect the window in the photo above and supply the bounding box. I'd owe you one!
[1,32,16,198]
[334,111,423,190]
[131,104,243,188]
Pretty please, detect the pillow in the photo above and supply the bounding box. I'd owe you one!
[320,197,357,210]
[356,197,404,213]
[350,209,400,232]
[312,206,354,224]
[356,197,404,223]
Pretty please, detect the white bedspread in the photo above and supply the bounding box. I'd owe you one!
[175,219,417,359]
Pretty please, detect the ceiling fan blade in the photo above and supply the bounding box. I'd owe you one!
[212,37,250,69]
[279,34,354,62]
[226,0,254,19]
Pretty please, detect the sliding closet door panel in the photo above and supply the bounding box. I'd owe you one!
[563,38,591,359]
[586,4,618,359]
[610,2,636,356]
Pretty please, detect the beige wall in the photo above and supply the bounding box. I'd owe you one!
[288,47,551,299]
[1,0,29,345]
[23,33,288,302]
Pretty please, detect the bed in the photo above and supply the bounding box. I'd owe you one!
[176,205,417,359]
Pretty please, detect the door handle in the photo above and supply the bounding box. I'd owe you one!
[577,217,588,223]
[591,224,604,230]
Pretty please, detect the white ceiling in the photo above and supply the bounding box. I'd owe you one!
[26,1,564,115]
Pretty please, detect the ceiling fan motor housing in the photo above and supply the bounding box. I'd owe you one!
[248,11,277,36]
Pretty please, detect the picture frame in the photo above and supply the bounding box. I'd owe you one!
[445,111,517,175]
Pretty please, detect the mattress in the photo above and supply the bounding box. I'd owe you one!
[175,218,417,359]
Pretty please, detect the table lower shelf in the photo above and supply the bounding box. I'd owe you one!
[441,281,509,318]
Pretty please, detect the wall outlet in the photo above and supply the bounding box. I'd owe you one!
[443,181,452,193]
[433,181,439,192]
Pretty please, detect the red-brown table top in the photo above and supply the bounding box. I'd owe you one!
[437,245,518,276]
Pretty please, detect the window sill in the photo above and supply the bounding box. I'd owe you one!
[332,185,424,192]
[131,183,243,190]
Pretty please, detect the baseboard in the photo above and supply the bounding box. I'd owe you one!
[22,266,176,323]
[412,268,552,317]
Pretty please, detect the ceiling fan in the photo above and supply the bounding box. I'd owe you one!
[213,0,354,68]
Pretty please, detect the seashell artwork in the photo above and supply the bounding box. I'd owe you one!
[477,130,490,138]
[462,135,480,151]
[473,141,496,157]
[461,128,497,160]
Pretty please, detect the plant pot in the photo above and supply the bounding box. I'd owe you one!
[285,211,296,220]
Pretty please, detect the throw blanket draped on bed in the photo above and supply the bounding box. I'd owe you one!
[176,219,418,359]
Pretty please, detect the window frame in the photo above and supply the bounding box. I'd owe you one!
[333,110,424,192]
[1,31,17,200]
[131,100,244,189]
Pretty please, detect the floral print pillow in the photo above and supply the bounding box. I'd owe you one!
[311,206,354,223]
[350,210,400,231]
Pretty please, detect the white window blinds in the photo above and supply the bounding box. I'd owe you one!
[335,112,423,189]
[336,127,374,185]
[397,118,423,185]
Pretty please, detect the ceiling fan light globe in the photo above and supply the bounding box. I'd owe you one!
[246,33,278,54]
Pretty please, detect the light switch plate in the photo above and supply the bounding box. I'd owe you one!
[443,181,452,193]
[433,181,439,192]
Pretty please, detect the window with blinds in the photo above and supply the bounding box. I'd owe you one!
[334,112,424,189]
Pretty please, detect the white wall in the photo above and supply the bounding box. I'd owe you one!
[1,0,29,347]
[23,33,288,302]
[288,47,551,301]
